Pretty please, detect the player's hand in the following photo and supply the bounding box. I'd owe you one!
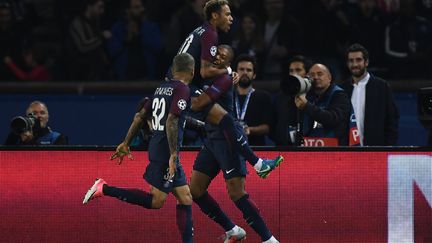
[110,142,133,165]
[168,153,177,181]
[232,72,240,84]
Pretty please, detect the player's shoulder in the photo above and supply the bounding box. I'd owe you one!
[171,79,190,93]
[200,22,217,38]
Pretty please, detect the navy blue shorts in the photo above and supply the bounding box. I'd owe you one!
[144,161,188,194]
[193,138,247,180]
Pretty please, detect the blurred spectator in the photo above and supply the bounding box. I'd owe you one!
[348,0,390,73]
[230,0,261,17]
[4,100,68,145]
[341,43,399,146]
[230,13,265,69]
[302,0,351,82]
[0,2,27,81]
[260,0,304,80]
[384,0,432,78]
[272,55,312,146]
[377,0,400,13]
[65,0,112,81]
[165,0,206,60]
[234,54,273,145]
[0,0,27,22]
[415,0,432,21]
[107,0,163,80]
[3,46,51,81]
[295,63,351,146]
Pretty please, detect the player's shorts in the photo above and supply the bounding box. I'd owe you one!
[193,137,247,180]
[144,160,188,194]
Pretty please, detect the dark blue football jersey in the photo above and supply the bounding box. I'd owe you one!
[203,73,234,116]
[148,79,190,164]
[167,21,218,88]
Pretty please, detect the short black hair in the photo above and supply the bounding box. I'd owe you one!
[172,53,195,73]
[218,44,234,62]
[346,43,369,61]
[288,55,312,73]
[235,54,257,72]
[204,0,229,21]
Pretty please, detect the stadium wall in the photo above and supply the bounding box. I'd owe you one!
[0,148,431,243]
[0,92,428,146]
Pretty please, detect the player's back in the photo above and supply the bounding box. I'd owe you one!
[168,22,218,88]
[148,79,190,163]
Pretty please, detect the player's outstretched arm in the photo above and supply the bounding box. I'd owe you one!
[200,59,230,79]
[110,107,148,164]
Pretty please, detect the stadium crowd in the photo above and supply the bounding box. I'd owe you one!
[1,0,431,147]
[0,0,431,82]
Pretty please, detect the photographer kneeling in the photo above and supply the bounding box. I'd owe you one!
[294,64,351,146]
[4,101,68,145]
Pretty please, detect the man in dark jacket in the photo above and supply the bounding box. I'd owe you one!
[5,101,68,145]
[341,43,399,146]
[295,63,351,146]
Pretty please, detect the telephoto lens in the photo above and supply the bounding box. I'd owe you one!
[280,75,312,96]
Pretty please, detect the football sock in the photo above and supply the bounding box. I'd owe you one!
[193,191,235,231]
[263,236,278,243]
[234,194,272,241]
[253,159,263,171]
[103,185,153,209]
[176,204,193,243]
[219,114,259,165]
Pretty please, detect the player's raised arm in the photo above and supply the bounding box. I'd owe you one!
[192,45,234,111]
[200,58,231,79]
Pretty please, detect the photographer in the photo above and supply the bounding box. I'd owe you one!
[272,55,312,146]
[295,63,351,146]
[4,101,68,145]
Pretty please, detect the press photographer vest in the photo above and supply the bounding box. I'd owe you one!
[36,127,61,145]
[303,84,341,146]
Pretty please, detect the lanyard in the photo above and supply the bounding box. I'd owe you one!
[235,88,255,121]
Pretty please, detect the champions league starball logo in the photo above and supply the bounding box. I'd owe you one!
[210,46,217,56]
[178,99,187,110]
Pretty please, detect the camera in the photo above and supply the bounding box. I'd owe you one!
[10,113,40,135]
[280,75,312,96]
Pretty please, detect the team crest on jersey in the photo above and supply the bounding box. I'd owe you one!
[210,46,217,56]
[178,99,187,110]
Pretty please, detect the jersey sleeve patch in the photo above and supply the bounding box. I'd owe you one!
[210,46,217,57]
[177,99,187,110]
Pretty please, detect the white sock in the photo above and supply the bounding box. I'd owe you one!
[263,236,279,243]
[226,225,239,234]
[254,158,263,171]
